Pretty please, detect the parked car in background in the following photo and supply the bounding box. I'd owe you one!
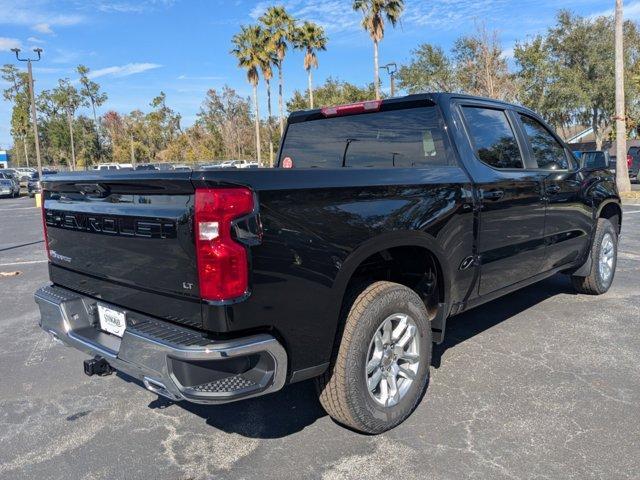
[154,163,174,170]
[219,160,248,168]
[13,167,36,182]
[0,168,22,184]
[627,146,640,182]
[0,177,16,197]
[173,164,192,171]
[135,164,158,171]
[0,172,20,197]
[28,170,58,197]
[94,163,133,171]
[0,171,21,195]
[0,171,20,197]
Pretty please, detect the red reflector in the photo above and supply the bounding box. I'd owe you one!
[41,190,50,260]
[627,154,633,169]
[321,100,382,117]
[194,187,254,302]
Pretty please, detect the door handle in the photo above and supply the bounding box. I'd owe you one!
[546,185,561,195]
[482,189,504,201]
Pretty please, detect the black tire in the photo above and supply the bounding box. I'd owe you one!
[571,218,618,295]
[316,281,432,434]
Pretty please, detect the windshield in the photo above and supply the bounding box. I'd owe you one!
[279,106,454,168]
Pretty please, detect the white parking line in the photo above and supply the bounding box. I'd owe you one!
[0,260,48,266]
[624,210,640,214]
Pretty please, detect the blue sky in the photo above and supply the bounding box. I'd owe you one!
[0,0,633,148]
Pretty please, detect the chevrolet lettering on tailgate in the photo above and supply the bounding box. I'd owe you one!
[45,210,177,239]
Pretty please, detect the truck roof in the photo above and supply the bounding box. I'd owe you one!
[288,92,536,124]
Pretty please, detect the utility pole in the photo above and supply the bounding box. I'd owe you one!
[380,63,398,97]
[11,48,43,178]
[615,0,631,192]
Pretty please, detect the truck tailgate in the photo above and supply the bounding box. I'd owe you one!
[43,172,203,327]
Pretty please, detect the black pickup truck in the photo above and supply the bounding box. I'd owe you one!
[35,93,621,434]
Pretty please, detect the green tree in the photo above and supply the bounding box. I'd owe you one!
[453,25,515,100]
[1,64,32,167]
[398,25,513,100]
[287,77,378,112]
[259,6,295,136]
[197,86,254,160]
[515,11,640,148]
[76,65,108,162]
[51,79,87,170]
[352,0,404,100]
[397,44,456,93]
[292,21,328,109]
[231,25,264,164]
[146,92,182,160]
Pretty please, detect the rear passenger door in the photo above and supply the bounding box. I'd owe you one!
[515,113,592,271]
[458,103,547,296]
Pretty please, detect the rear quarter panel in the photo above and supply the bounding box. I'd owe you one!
[192,167,475,376]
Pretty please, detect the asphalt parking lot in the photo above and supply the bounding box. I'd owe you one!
[1,194,639,480]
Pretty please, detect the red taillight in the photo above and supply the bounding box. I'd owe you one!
[194,187,254,302]
[41,190,50,260]
[321,100,382,117]
[627,154,633,169]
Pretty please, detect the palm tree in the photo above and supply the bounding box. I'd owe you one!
[258,29,277,167]
[293,22,328,109]
[231,25,263,165]
[259,6,295,136]
[352,0,404,100]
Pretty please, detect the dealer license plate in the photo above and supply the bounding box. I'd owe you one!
[97,304,127,337]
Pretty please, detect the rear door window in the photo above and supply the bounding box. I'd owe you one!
[461,106,523,169]
[280,106,454,168]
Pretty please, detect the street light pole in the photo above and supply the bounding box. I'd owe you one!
[12,48,43,178]
[380,63,398,97]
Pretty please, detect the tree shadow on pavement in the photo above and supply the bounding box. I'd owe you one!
[432,273,575,368]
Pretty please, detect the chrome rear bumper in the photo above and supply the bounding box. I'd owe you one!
[34,285,287,403]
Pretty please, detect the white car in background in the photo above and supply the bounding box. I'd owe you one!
[94,163,134,171]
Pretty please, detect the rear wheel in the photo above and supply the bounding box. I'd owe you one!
[571,218,617,295]
[316,281,432,434]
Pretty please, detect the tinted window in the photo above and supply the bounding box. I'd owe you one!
[519,114,568,170]
[462,107,523,169]
[280,107,454,168]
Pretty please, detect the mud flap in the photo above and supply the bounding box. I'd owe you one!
[572,252,593,277]
[431,303,448,344]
